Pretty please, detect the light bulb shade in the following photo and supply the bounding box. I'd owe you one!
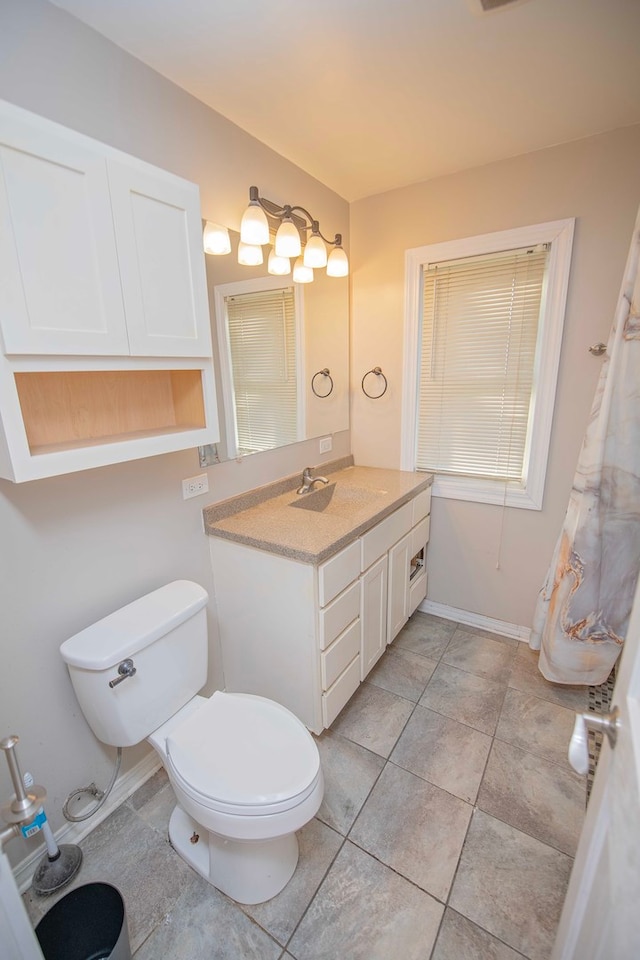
[293,257,313,283]
[275,219,301,258]
[238,241,263,266]
[267,249,291,276]
[303,233,327,268]
[326,246,349,277]
[240,202,270,245]
[202,221,231,255]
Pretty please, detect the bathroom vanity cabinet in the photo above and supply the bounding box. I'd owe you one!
[209,485,431,733]
[0,99,218,481]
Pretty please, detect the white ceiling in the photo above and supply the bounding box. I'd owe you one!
[50,0,640,202]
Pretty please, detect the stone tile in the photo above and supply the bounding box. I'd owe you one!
[450,810,572,960]
[477,739,585,856]
[24,804,196,952]
[432,908,526,960]
[241,819,343,945]
[420,662,506,735]
[350,763,472,900]
[509,645,588,711]
[128,766,167,811]
[128,770,177,837]
[391,704,491,803]
[288,841,443,960]
[442,631,518,684]
[314,729,385,835]
[451,624,519,648]
[331,682,414,758]
[134,870,282,960]
[367,645,437,701]
[496,687,577,767]
[394,611,457,660]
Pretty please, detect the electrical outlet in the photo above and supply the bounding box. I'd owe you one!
[319,436,332,454]
[182,473,209,500]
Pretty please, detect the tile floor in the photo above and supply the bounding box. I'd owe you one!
[24,612,587,960]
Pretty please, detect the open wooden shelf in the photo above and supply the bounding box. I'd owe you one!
[15,368,206,454]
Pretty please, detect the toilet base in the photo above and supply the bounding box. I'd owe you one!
[168,805,299,905]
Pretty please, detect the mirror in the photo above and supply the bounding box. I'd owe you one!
[205,230,349,461]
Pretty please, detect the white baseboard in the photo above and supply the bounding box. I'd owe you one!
[14,752,161,894]
[418,598,531,643]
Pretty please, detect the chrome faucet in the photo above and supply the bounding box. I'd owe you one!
[297,466,330,495]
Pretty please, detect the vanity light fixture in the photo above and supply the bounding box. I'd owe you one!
[237,240,263,266]
[292,257,313,283]
[202,221,231,255]
[267,249,291,275]
[240,185,349,282]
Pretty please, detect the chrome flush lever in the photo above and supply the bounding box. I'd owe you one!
[108,658,137,688]
[568,707,620,775]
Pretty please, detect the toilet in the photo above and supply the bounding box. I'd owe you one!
[59,580,323,905]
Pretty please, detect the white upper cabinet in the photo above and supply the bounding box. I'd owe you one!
[0,100,212,359]
[0,100,218,482]
[0,110,129,355]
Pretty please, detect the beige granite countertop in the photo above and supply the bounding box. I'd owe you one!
[203,461,432,564]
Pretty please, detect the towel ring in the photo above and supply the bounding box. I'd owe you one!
[361,367,388,399]
[311,368,334,398]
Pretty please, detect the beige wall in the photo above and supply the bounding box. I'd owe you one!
[351,125,640,628]
[0,0,349,865]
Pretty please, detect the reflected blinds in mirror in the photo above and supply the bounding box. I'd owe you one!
[224,287,299,456]
[417,246,548,481]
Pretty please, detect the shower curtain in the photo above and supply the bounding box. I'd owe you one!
[530,206,640,686]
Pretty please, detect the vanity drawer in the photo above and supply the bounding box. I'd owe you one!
[322,653,361,727]
[411,516,430,554]
[360,501,412,571]
[321,618,361,690]
[319,580,361,650]
[318,541,360,606]
[412,487,432,526]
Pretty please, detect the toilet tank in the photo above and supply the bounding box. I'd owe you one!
[60,581,208,747]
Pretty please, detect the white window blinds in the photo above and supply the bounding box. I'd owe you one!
[417,245,549,481]
[224,286,298,456]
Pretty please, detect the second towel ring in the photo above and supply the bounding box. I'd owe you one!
[361,367,388,399]
[311,368,334,398]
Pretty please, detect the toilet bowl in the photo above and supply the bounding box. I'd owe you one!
[60,580,323,904]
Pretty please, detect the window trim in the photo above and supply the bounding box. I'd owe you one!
[214,275,305,459]
[401,219,575,509]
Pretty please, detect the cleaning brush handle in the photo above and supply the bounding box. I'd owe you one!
[0,735,29,806]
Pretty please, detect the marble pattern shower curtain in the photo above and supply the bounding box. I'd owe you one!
[530,207,640,685]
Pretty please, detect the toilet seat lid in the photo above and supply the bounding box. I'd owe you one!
[166,691,320,807]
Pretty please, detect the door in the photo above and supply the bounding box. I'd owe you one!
[108,159,212,358]
[360,555,388,679]
[387,531,411,643]
[0,105,129,355]
[552,576,640,958]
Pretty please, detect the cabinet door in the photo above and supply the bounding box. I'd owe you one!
[108,160,212,358]
[388,531,411,643]
[360,555,388,679]
[0,111,129,355]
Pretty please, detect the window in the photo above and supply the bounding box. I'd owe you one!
[402,220,574,509]
[215,277,304,458]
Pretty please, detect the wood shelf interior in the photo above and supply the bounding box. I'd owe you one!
[15,368,206,453]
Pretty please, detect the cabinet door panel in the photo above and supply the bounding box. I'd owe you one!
[108,161,212,357]
[0,119,128,355]
[388,531,411,643]
[361,554,388,678]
